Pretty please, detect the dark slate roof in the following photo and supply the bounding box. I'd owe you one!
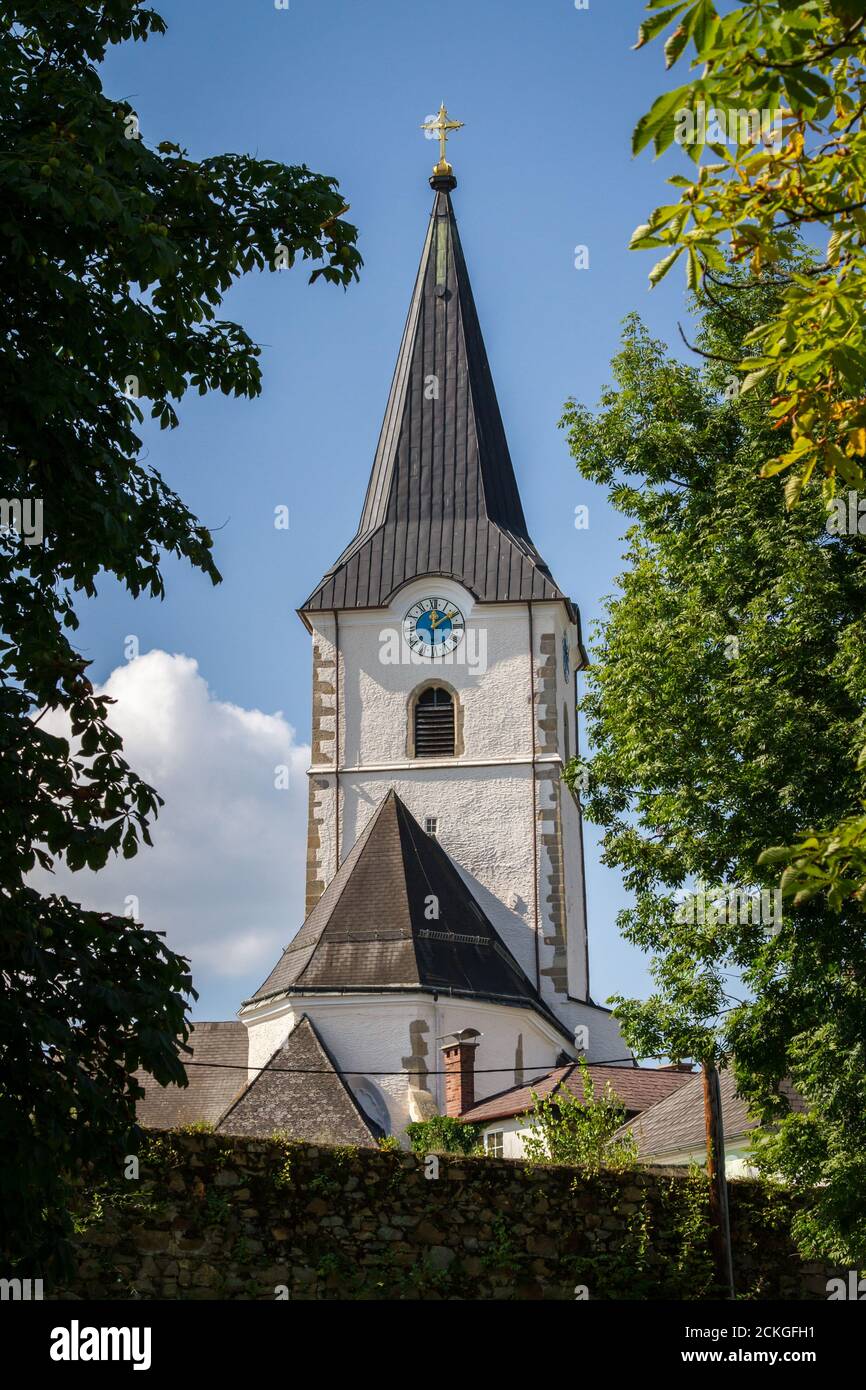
[244,788,571,1042]
[617,1067,806,1159]
[460,1063,694,1125]
[303,180,569,613]
[134,1021,248,1131]
[216,1015,378,1146]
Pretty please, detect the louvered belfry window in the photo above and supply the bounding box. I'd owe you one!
[414,686,455,758]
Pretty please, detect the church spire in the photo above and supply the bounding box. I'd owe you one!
[303,133,567,614]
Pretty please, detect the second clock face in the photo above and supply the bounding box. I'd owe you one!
[403,597,465,658]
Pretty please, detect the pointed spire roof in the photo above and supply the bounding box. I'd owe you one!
[243,790,571,1042]
[303,179,569,613]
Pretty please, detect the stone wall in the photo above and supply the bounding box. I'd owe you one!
[56,1132,836,1301]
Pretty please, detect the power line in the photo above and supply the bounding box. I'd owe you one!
[174,1055,670,1079]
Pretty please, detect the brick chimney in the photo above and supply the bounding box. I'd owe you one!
[440,1030,480,1116]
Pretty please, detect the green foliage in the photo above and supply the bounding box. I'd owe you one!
[560,273,866,1263]
[404,1115,483,1156]
[759,766,866,910]
[580,1167,718,1301]
[375,1134,402,1153]
[520,1059,638,1173]
[270,1133,297,1191]
[480,1217,518,1275]
[631,0,866,500]
[203,1189,232,1227]
[0,0,360,1275]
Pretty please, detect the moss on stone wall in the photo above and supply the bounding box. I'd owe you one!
[54,1130,836,1300]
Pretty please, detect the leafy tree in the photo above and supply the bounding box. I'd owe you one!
[560,272,866,1263]
[632,0,866,499]
[520,1060,637,1173]
[0,0,360,1273]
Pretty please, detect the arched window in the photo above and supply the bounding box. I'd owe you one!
[351,1078,391,1140]
[413,685,455,758]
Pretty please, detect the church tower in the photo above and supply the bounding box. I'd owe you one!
[240,118,629,1137]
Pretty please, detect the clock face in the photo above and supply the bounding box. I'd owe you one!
[562,635,571,681]
[403,597,465,658]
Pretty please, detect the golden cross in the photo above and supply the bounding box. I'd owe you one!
[421,102,464,175]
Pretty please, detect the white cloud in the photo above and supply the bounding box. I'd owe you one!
[32,651,309,1006]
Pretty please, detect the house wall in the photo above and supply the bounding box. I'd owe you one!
[479,1115,533,1159]
[642,1139,760,1180]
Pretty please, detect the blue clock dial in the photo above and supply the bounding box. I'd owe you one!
[403,597,465,658]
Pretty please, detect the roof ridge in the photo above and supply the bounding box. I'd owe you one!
[292,796,392,987]
[294,1012,379,1142]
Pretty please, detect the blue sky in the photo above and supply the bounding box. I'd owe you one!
[63,0,708,1023]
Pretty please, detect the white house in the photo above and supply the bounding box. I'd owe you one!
[460,1061,694,1159]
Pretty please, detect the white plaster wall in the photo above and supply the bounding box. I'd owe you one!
[558,1001,631,1065]
[302,588,609,1053]
[243,995,436,1136]
[244,1008,297,1081]
[241,991,572,1140]
[338,585,534,767]
[480,1116,533,1160]
[561,783,589,1000]
[340,766,537,985]
[652,1140,758,1179]
[435,997,569,1103]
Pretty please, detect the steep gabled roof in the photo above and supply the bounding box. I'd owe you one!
[460,1062,693,1125]
[216,1015,378,1146]
[303,178,568,613]
[243,789,571,1042]
[134,1021,248,1131]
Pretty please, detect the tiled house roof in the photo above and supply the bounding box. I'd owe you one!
[460,1062,694,1125]
[134,1021,249,1130]
[617,1067,805,1160]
